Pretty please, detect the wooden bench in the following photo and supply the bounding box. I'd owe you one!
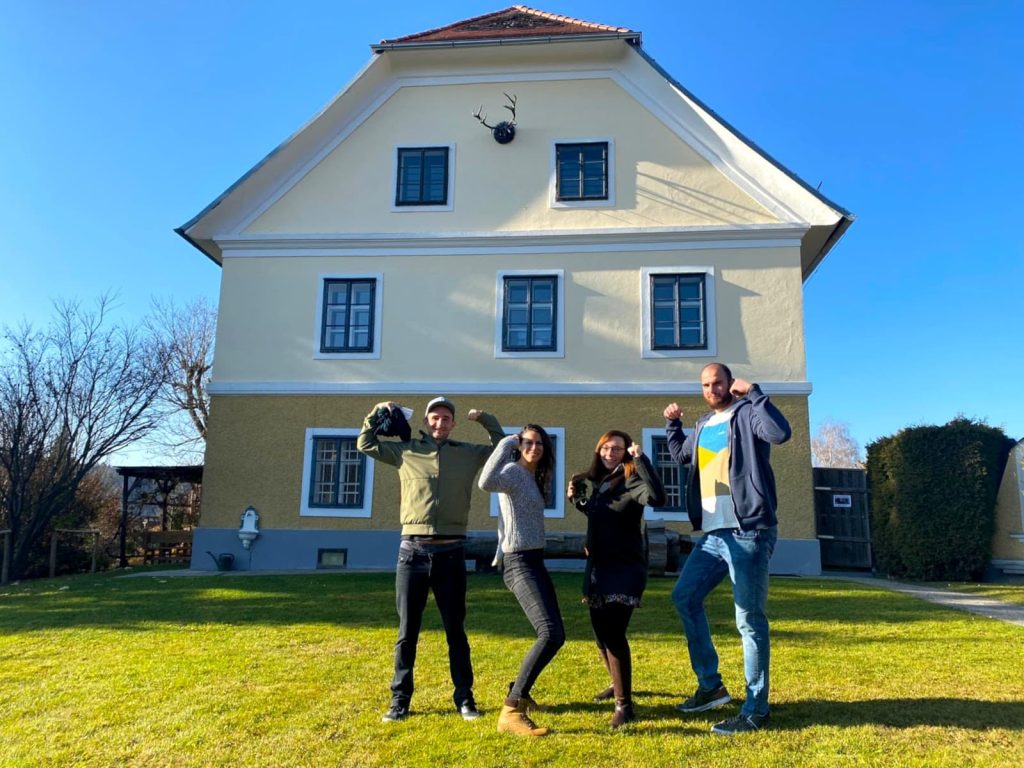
[143,530,193,565]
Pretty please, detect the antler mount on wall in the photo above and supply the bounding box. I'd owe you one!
[473,93,517,144]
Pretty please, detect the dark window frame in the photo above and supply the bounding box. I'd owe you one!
[649,273,708,351]
[555,141,609,201]
[320,278,376,354]
[395,146,450,206]
[308,435,366,509]
[501,275,558,352]
[651,435,688,514]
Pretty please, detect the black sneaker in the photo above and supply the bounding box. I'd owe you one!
[711,712,770,735]
[676,685,732,713]
[458,700,481,721]
[381,704,409,723]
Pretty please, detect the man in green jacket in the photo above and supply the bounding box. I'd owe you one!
[358,396,504,724]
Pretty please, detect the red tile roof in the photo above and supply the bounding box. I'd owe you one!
[375,5,639,48]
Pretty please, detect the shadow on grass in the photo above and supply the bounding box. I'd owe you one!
[770,698,1024,730]
[375,697,1024,734]
[624,698,1024,732]
[0,572,969,637]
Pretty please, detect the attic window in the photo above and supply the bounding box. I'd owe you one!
[396,146,450,206]
[556,142,608,201]
[551,139,614,208]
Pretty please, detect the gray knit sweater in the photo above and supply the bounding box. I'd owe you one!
[478,435,547,566]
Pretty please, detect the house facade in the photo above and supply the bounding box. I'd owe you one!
[992,440,1024,576]
[178,6,852,574]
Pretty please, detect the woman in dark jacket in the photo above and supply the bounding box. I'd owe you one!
[568,430,666,729]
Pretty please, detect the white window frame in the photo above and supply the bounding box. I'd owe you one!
[642,427,691,523]
[494,269,565,359]
[488,426,566,519]
[390,143,456,212]
[640,266,717,359]
[299,427,375,518]
[314,272,384,360]
[549,137,615,209]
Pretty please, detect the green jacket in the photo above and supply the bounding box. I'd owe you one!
[357,410,505,536]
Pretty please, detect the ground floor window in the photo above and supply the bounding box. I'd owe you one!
[300,427,375,518]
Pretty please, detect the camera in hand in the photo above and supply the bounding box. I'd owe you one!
[570,475,588,504]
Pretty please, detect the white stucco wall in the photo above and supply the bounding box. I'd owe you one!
[211,244,805,387]
[244,77,778,235]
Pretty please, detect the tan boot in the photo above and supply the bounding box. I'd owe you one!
[497,701,550,737]
[519,694,546,713]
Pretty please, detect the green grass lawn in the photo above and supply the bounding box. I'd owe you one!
[1,571,1022,768]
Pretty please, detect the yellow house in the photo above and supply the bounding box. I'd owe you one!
[992,440,1024,576]
[177,6,853,574]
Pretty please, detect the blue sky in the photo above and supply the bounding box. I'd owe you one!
[2,0,1022,459]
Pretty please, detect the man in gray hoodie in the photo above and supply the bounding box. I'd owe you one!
[664,363,791,735]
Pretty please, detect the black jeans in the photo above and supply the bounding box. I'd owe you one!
[391,540,473,708]
[503,549,566,700]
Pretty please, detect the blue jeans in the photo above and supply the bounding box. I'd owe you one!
[671,527,777,717]
[502,549,565,700]
[391,540,473,708]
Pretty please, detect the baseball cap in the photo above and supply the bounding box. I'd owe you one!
[425,396,456,417]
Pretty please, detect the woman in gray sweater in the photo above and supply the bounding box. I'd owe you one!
[479,425,565,737]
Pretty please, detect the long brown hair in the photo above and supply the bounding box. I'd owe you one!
[583,430,636,483]
[520,424,555,498]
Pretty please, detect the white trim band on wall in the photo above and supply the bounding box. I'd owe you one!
[208,380,813,396]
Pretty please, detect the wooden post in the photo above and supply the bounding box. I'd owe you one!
[119,473,129,568]
[1,530,10,586]
[49,532,59,578]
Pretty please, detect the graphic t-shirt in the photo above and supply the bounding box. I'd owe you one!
[698,401,741,531]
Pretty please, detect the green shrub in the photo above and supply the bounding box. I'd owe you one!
[866,418,1013,581]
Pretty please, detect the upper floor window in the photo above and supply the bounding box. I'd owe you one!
[495,270,564,359]
[550,139,614,208]
[652,274,707,350]
[300,428,375,518]
[504,276,556,351]
[315,274,383,360]
[489,427,567,519]
[321,279,375,353]
[395,146,450,206]
[642,428,690,522]
[556,142,608,201]
[641,266,717,359]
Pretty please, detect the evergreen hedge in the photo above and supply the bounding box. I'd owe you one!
[866,418,1013,581]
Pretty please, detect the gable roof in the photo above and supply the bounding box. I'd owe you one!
[177,6,853,279]
[372,5,640,50]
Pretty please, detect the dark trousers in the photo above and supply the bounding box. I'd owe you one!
[590,602,635,703]
[502,549,566,700]
[391,540,473,708]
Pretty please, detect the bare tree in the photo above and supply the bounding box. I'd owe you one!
[145,297,215,461]
[0,296,167,580]
[811,420,865,468]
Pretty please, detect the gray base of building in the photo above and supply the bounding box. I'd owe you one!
[191,528,823,576]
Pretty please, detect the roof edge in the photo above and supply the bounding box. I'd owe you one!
[632,45,853,220]
[631,44,854,273]
[371,30,640,52]
[174,226,221,266]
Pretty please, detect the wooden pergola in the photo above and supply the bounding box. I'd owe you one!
[115,465,203,567]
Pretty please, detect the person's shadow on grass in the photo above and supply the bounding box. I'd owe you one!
[639,698,1024,732]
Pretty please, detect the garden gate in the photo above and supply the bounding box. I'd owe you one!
[813,467,872,570]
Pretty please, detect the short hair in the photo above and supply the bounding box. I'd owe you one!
[701,362,733,381]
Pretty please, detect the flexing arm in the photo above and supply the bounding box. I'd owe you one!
[626,453,667,508]
[736,382,791,445]
[467,410,506,452]
[664,402,695,466]
[356,402,405,466]
[479,435,518,493]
